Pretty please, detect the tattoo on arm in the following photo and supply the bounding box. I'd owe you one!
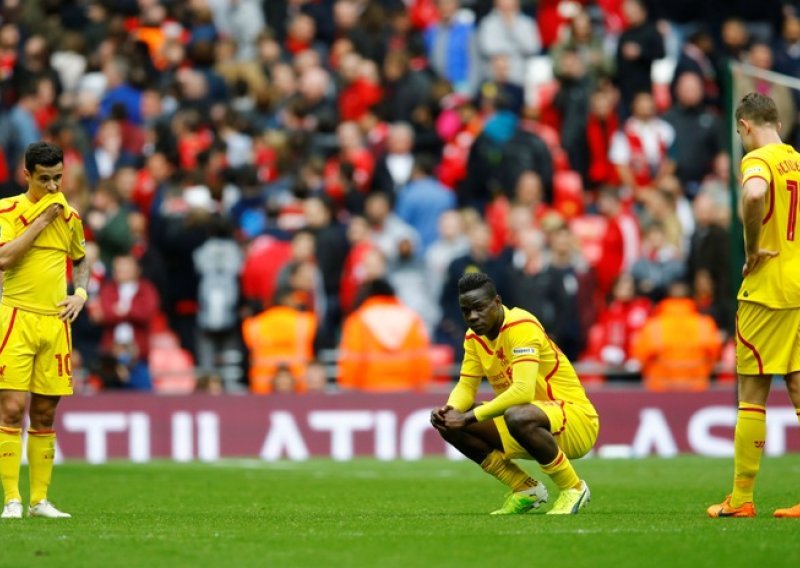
[72,257,90,292]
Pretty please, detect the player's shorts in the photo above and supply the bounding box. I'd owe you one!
[736,301,800,376]
[0,304,74,396]
[494,400,599,460]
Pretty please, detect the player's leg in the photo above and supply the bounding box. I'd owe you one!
[436,412,545,514]
[504,403,590,515]
[0,305,35,519]
[27,315,72,518]
[27,394,67,516]
[0,390,28,519]
[773,370,800,517]
[709,302,779,518]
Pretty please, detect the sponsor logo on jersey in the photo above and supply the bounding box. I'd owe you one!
[512,347,537,356]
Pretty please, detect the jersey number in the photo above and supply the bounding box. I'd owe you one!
[787,180,799,241]
[54,354,72,377]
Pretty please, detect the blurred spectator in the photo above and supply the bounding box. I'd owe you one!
[670,28,721,109]
[734,42,797,142]
[92,255,160,391]
[462,102,553,209]
[425,210,470,317]
[663,72,725,198]
[686,191,733,328]
[593,188,640,302]
[380,49,435,123]
[553,48,592,182]
[0,82,42,187]
[303,195,350,349]
[338,279,432,392]
[614,0,665,113]
[373,122,416,195]
[424,0,478,94]
[86,181,134,267]
[774,15,800,79]
[365,191,421,263]
[631,222,685,303]
[437,221,510,354]
[193,215,244,390]
[609,92,675,202]
[340,215,378,315]
[583,272,651,375]
[476,0,541,86]
[389,236,439,333]
[720,18,750,62]
[242,287,317,395]
[270,364,300,395]
[693,268,733,341]
[305,359,329,393]
[585,86,620,189]
[395,154,457,252]
[551,8,613,85]
[477,53,525,117]
[632,279,722,392]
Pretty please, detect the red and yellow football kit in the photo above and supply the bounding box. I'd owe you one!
[737,143,800,375]
[0,192,85,395]
[447,306,599,459]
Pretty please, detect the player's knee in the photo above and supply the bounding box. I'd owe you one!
[0,402,25,427]
[504,405,546,434]
[29,407,56,430]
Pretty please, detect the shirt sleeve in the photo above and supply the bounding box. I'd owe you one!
[473,322,545,422]
[68,216,87,261]
[741,153,772,187]
[0,206,17,246]
[446,338,483,411]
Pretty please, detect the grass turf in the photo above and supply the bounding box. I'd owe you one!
[2,456,800,567]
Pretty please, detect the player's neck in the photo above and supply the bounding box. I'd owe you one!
[24,189,44,203]
[753,128,783,149]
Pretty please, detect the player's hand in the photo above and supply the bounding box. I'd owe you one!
[38,203,63,226]
[57,293,87,322]
[430,405,453,432]
[441,410,475,430]
[743,249,778,276]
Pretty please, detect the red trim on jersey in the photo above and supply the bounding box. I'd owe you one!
[512,357,540,364]
[738,406,766,414]
[745,157,774,224]
[553,400,567,436]
[499,318,537,332]
[459,373,483,378]
[19,214,30,226]
[0,308,18,355]
[62,320,72,352]
[0,202,18,214]
[527,318,561,399]
[736,315,764,375]
[549,451,565,468]
[466,334,493,355]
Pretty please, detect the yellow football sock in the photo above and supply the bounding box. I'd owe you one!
[27,429,56,506]
[0,426,22,504]
[730,402,766,508]
[540,449,581,491]
[481,450,538,492]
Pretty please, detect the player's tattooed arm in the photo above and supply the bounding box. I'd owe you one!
[58,256,90,322]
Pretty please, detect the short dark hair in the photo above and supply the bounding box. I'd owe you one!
[735,92,779,126]
[25,141,63,174]
[458,272,497,296]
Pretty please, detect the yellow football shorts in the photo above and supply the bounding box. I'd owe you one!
[0,304,74,396]
[494,400,599,460]
[736,301,800,376]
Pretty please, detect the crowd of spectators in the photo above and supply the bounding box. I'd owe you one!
[0,0,797,394]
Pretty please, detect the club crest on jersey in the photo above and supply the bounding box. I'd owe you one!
[512,347,537,356]
[496,348,508,364]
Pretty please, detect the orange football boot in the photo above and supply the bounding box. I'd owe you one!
[707,495,756,518]
[773,503,800,518]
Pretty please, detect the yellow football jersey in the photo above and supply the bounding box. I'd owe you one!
[447,306,595,422]
[739,143,800,308]
[0,193,86,315]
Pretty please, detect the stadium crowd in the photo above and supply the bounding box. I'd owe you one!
[0,0,797,394]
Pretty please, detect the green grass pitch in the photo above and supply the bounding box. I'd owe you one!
[2,456,800,567]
